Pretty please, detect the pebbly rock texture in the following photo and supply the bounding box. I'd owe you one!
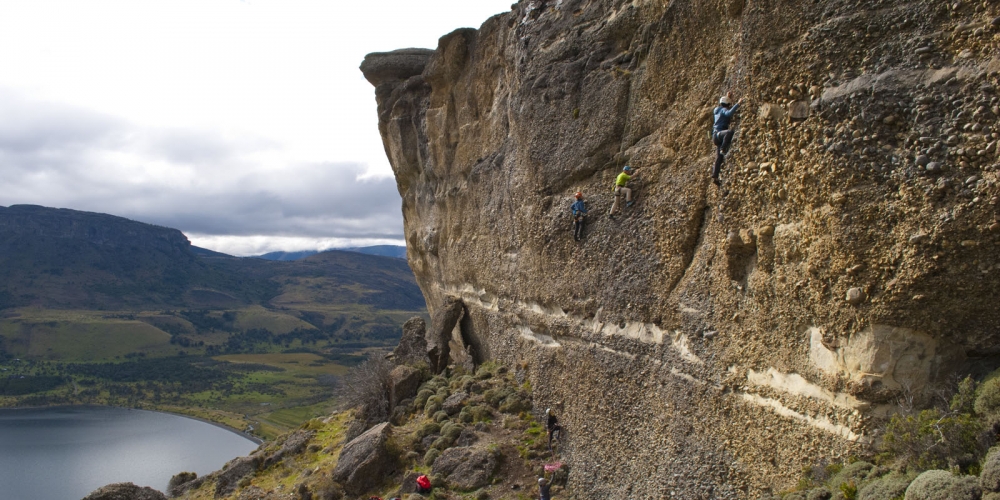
[363,0,1000,497]
[81,482,167,500]
[331,422,393,495]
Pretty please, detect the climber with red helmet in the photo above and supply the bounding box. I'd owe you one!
[711,91,743,185]
[608,165,636,217]
[571,191,587,241]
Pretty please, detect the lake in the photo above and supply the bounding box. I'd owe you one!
[0,406,260,500]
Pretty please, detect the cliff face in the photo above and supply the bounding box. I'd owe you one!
[362,0,1000,497]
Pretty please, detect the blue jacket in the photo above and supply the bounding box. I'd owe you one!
[713,102,741,132]
[571,200,587,216]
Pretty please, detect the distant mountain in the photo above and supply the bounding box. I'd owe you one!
[255,246,406,261]
[0,205,423,312]
[256,250,319,261]
[344,245,406,259]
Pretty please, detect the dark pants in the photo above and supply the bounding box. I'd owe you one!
[712,129,735,178]
[573,216,584,241]
[548,425,561,449]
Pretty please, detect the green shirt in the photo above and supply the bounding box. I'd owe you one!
[615,172,632,187]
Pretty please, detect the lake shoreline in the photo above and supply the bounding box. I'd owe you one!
[0,403,264,445]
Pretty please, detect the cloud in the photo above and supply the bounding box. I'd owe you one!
[0,88,404,248]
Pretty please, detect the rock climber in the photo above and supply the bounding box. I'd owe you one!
[711,92,743,185]
[571,191,587,241]
[415,474,432,494]
[608,165,636,217]
[538,477,553,500]
[546,408,562,451]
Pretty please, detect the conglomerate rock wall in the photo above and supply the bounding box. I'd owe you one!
[362,0,1000,497]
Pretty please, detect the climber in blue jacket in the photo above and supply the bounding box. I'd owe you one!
[571,191,587,241]
[711,92,743,185]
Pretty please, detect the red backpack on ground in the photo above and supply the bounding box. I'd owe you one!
[416,475,431,490]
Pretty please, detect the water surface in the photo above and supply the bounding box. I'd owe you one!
[0,406,259,500]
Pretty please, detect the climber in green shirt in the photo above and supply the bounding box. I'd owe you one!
[608,165,636,217]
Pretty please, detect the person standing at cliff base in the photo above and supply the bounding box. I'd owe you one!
[711,92,743,185]
[538,477,552,500]
[571,191,587,241]
[608,166,636,217]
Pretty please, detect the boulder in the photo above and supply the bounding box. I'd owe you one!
[215,455,262,497]
[394,471,421,497]
[82,483,167,500]
[431,446,498,491]
[427,297,465,374]
[166,471,198,497]
[360,48,434,86]
[442,391,468,415]
[332,422,393,495]
[904,469,981,500]
[262,429,315,469]
[390,365,423,408]
[392,317,429,366]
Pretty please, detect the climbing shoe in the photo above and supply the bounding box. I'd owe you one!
[626,201,634,208]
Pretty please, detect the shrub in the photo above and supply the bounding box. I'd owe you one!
[805,488,831,500]
[441,422,464,441]
[423,448,441,467]
[976,378,1000,426]
[499,392,532,414]
[904,469,981,500]
[450,375,473,391]
[416,421,441,439]
[857,473,911,500]
[980,446,1000,492]
[484,387,514,408]
[839,481,858,500]
[414,388,434,409]
[424,395,445,416]
[337,355,393,425]
[828,461,873,492]
[433,411,449,423]
[879,409,983,472]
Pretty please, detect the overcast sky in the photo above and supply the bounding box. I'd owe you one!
[0,0,512,256]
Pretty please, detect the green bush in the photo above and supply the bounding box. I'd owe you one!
[417,421,441,439]
[414,388,434,409]
[980,446,1000,492]
[424,395,444,416]
[441,422,464,441]
[433,410,449,423]
[484,387,514,408]
[450,375,473,391]
[839,481,858,500]
[879,409,983,472]
[857,473,911,500]
[976,378,1000,426]
[904,469,981,500]
[499,392,532,414]
[828,461,873,492]
[423,448,441,467]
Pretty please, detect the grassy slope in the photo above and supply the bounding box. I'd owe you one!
[177,364,570,500]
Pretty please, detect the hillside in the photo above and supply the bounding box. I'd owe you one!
[359,0,1000,497]
[0,205,426,437]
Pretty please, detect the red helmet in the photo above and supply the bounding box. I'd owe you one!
[574,192,583,199]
